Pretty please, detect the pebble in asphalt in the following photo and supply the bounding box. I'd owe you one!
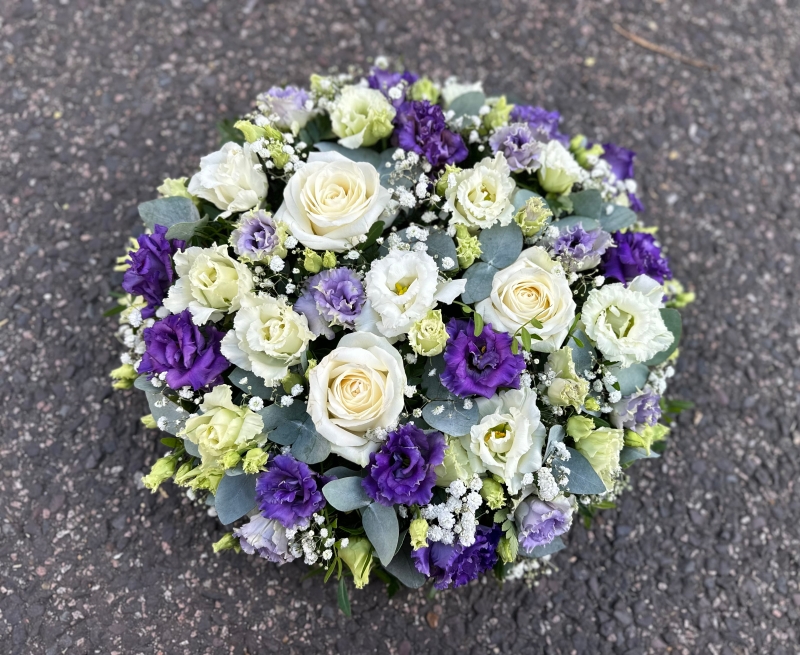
[1,1,799,654]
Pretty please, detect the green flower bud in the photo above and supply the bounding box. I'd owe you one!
[110,363,138,390]
[212,533,241,553]
[514,194,553,238]
[157,177,192,199]
[408,77,440,103]
[664,279,696,309]
[322,251,337,269]
[408,309,448,357]
[435,164,462,198]
[221,450,241,470]
[174,461,224,493]
[624,424,669,456]
[571,426,624,490]
[304,359,317,379]
[483,96,514,131]
[114,238,139,272]
[140,414,158,429]
[339,537,374,589]
[455,225,482,269]
[584,397,600,412]
[409,518,429,550]
[566,415,595,441]
[497,534,518,564]
[435,436,475,487]
[282,372,305,395]
[234,120,267,143]
[545,348,590,411]
[303,248,323,273]
[310,74,339,100]
[569,134,605,169]
[242,448,269,474]
[480,478,506,510]
[142,454,180,491]
[330,86,396,148]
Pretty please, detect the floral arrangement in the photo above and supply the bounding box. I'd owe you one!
[110,59,693,606]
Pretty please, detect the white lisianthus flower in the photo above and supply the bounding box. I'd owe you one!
[275,151,391,252]
[475,247,576,352]
[221,296,314,387]
[582,275,673,367]
[188,142,268,217]
[307,332,406,466]
[446,153,516,230]
[330,86,396,149]
[164,245,254,325]
[537,140,583,195]
[461,387,545,495]
[364,250,467,338]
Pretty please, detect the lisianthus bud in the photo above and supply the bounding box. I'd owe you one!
[142,454,180,491]
[664,279,696,309]
[212,533,241,553]
[409,518,429,550]
[140,414,158,429]
[435,164,462,198]
[566,415,595,441]
[545,347,589,411]
[110,363,138,390]
[303,248,323,273]
[454,225,482,269]
[569,134,605,169]
[513,194,552,237]
[483,95,514,131]
[174,462,224,493]
[407,77,440,103]
[322,251,337,269]
[338,537,374,589]
[221,450,242,470]
[584,397,600,412]
[408,310,448,357]
[624,423,668,456]
[480,478,506,510]
[497,534,518,563]
[242,448,269,474]
[157,177,193,200]
[282,372,305,395]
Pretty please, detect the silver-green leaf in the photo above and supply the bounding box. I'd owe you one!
[361,502,399,567]
[214,473,258,525]
[322,477,373,512]
[422,400,480,437]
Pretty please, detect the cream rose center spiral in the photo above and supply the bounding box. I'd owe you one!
[327,363,388,423]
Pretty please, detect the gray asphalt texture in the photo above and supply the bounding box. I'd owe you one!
[2,1,799,654]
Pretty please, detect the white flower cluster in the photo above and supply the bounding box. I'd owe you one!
[285,513,334,565]
[420,476,484,548]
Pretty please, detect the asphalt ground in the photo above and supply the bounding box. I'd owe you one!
[1,1,799,653]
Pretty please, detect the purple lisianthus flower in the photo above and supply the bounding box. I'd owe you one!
[601,142,645,212]
[258,85,315,132]
[230,210,284,262]
[256,455,331,529]
[514,496,573,552]
[440,319,526,399]
[509,105,569,145]
[122,225,185,319]
[601,231,672,285]
[138,310,229,391]
[488,123,543,172]
[611,389,661,430]
[233,515,297,565]
[294,267,365,339]
[367,67,419,105]
[411,525,501,589]
[362,424,446,506]
[552,224,613,270]
[392,100,468,168]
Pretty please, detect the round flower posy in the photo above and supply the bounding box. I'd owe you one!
[111,59,693,601]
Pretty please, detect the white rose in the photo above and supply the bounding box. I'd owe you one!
[307,332,406,466]
[446,152,516,230]
[164,245,254,324]
[475,247,576,352]
[330,86,396,149]
[461,387,545,495]
[188,142,268,217]
[582,275,673,367]
[537,141,584,195]
[221,295,314,386]
[275,151,391,252]
[364,250,467,338]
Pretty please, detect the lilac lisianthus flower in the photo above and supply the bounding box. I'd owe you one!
[488,123,543,172]
[440,319,526,399]
[233,515,297,565]
[411,524,501,589]
[255,455,331,529]
[258,86,315,133]
[230,210,286,262]
[552,224,613,271]
[515,495,573,551]
[601,231,672,285]
[122,225,185,319]
[611,389,662,430]
[367,67,419,105]
[392,100,468,168]
[509,105,569,145]
[362,424,446,506]
[294,267,365,339]
[601,142,645,211]
[138,309,229,391]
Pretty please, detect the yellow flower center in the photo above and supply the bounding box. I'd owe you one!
[395,282,409,296]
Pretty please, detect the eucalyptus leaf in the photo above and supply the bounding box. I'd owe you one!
[291,418,331,464]
[145,392,186,436]
[258,400,308,433]
[544,425,566,461]
[567,329,596,375]
[422,400,480,437]
[325,466,362,479]
[337,577,352,617]
[599,204,637,232]
[183,438,200,458]
[643,308,682,367]
[425,230,459,272]
[362,502,399,567]
[384,541,427,588]
[164,216,208,241]
[550,216,600,232]
[138,196,202,235]
[620,446,660,467]
[554,447,607,495]
[214,473,257,525]
[420,355,456,401]
[460,261,497,304]
[569,189,603,219]
[520,535,565,559]
[224,464,246,477]
[609,363,650,397]
[478,222,523,269]
[512,188,540,212]
[323,477,373,512]
[313,141,383,169]
[133,375,159,392]
[447,91,486,117]
[229,367,273,399]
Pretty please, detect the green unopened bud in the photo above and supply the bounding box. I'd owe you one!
[566,415,595,441]
[221,450,241,470]
[234,120,267,143]
[624,424,669,456]
[282,372,305,395]
[322,251,337,269]
[339,537,374,589]
[569,134,604,169]
[479,478,506,510]
[408,309,448,357]
[114,238,139,272]
[407,77,439,103]
[497,534,518,563]
[212,533,241,553]
[409,518,429,550]
[173,462,196,485]
[455,225,482,269]
[242,448,269,474]
[303,248,323,273]
[142,454,180,491]
[157,177,192,199]
[140,414,158,429]
[664,279,696,309]
[435,164,461,198]
[546,348,589,411]
[483,96,514,131]
[514,195,553,237]
[110,363,138,390]
[584,397,600,412]
[268,142,290,169]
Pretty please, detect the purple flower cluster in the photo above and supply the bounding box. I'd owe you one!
[515,497,572,551]
[230,210,283,261]
[552,224,612,267]
[294,267,365,339]
[509,105,569,145]
[440,319,526,399]
[259,86,314,132]
[122,225,185,319]
[367,67,418,105]
[601,231,672,285]
[488,124,542,172]
[362,424,446,507]
[612,390,662,431]
[256,455,330,529]
[601,142,644,211]
[392,100,468,168]
[233,515,296,565]
[411,525,501,589]
[138,309,229,390]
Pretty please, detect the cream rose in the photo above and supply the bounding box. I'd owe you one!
[220,295,314,387]
[462,387,546,495]
[446,152,516,230]
[275,151,391,252]
[475,247,576,352]
[306,332,406,466]
[164,244,254,325]
[187,142,268,217]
